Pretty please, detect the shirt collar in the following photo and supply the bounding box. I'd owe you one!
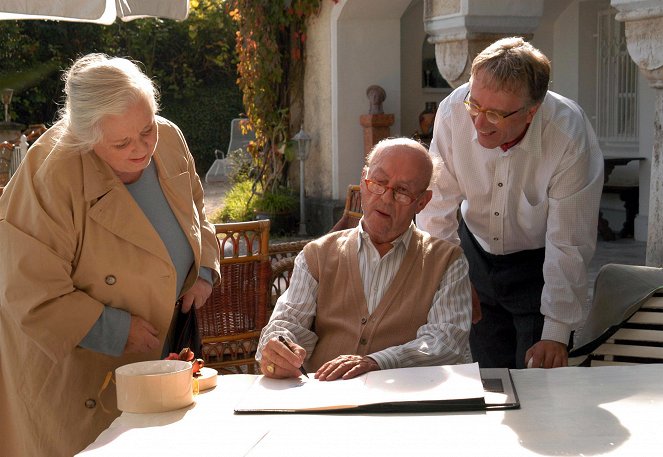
[500,124,530,151]
[357,220,414,252]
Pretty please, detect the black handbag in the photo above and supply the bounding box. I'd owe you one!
[169,304,202,357]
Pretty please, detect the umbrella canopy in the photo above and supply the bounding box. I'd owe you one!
[0,0,189,24]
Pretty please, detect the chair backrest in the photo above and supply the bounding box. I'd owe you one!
[227,118,255,156]
[570,263,663,366]
[268,184,362,305]
[196,220,271,373]
[205,118,255,183]
[0,141,13,187]
[330,184,361,232]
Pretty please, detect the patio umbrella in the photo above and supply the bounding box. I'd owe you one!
[0,0,189,24]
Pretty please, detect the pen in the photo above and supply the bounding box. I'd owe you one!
[278,335,309,378]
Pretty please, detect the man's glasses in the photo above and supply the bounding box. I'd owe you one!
[463,92,526,125]
[364,179,425,205]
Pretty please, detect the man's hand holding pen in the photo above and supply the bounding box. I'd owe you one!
[260,336,308,379]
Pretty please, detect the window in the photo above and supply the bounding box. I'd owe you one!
[596,8,638,143]
[422,39,450,90]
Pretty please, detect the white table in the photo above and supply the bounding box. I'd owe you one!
[79,364,663,456]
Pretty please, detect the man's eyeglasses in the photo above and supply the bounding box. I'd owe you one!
[463,92,526,125]
[364,179,425,205]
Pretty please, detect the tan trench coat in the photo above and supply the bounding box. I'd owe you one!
[0,117,220,456]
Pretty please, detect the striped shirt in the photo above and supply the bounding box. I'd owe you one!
[257,223,473,369]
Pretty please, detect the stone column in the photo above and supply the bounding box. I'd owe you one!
[613,0,663,266]
[359,85,394,156]
[423,0,543,88]
[359,114,394,156]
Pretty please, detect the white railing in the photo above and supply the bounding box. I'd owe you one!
[8,134,28,179]
[596,9,638,145]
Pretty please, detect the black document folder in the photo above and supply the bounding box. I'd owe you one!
[480,368,520,410]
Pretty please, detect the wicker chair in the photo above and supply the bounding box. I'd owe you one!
[196,220,272,374]
[330,184,361,232]
[268,184,363,305]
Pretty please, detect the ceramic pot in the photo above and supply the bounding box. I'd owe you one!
[418,102,437,136]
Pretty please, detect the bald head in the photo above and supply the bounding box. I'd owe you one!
[365,138,434,193]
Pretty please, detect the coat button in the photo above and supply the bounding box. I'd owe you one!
[105,275,117,285]
[85,399,96,409]
[361,317,367,324]
[359,338,367,345]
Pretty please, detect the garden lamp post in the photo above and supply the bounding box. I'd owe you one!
[2,88,13,123]
[293,125,311,236]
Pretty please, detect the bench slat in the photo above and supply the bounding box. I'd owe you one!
[627,311,663,325]
[592,343,663,360]
[589,359,637,367]
[641,296,663,310]
[610,328,663,344]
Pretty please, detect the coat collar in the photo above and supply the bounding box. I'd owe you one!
[80,144,195,267]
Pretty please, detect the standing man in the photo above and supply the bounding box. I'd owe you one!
[417,37,603,369]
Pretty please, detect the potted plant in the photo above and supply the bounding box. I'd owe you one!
[254,185,299,236]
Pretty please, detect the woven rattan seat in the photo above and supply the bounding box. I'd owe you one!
[196,220,271,374]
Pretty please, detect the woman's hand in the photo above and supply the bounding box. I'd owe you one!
[124,315,160,354]
[180,277,213,313]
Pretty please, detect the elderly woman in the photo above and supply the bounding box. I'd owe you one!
[0,54,220,456]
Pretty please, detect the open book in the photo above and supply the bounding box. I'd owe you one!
[234,363,519,414]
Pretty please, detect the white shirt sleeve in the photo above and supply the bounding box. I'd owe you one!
[368,256,473,369]
[256,251,319,361]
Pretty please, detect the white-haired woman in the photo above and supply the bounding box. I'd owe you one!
[0,54,220,456]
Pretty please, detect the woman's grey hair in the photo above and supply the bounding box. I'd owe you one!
[53,53,159,153]
[363,137,440,190]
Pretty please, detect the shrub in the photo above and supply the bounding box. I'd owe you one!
[211,179,256,223]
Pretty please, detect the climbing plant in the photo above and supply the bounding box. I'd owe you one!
[230,0,325,202]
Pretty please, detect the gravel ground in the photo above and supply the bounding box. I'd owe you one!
[202,180,232,217]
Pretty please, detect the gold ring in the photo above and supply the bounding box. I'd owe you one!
[266,363,275,374]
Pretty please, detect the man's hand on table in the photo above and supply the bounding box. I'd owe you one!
[315,354,379,381]
[260,336,307,379]
[525,340,568,368]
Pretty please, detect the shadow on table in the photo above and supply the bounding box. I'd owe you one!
[82,399,197,450]
[501,368,632,455]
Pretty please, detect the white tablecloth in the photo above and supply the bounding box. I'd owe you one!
[79,364,663,456]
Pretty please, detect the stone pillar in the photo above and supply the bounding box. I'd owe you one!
[613,0,663,266]
[359,85,394,156]
[359,114,394,156]
[423,0,543,88]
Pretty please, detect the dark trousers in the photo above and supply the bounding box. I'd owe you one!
[459,221,545,369]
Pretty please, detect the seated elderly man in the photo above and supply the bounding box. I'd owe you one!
[256,137,472,381]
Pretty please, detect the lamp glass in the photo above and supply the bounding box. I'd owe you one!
[293,126,311,161]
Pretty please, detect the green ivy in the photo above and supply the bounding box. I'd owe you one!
[231,0,324,196]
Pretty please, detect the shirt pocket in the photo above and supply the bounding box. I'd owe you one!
[516,190,548,236]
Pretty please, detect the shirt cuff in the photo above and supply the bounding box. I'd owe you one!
[198,266,214,285]
[367,349,398,370]
[541,317,572,346]
[79,305,131,356]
